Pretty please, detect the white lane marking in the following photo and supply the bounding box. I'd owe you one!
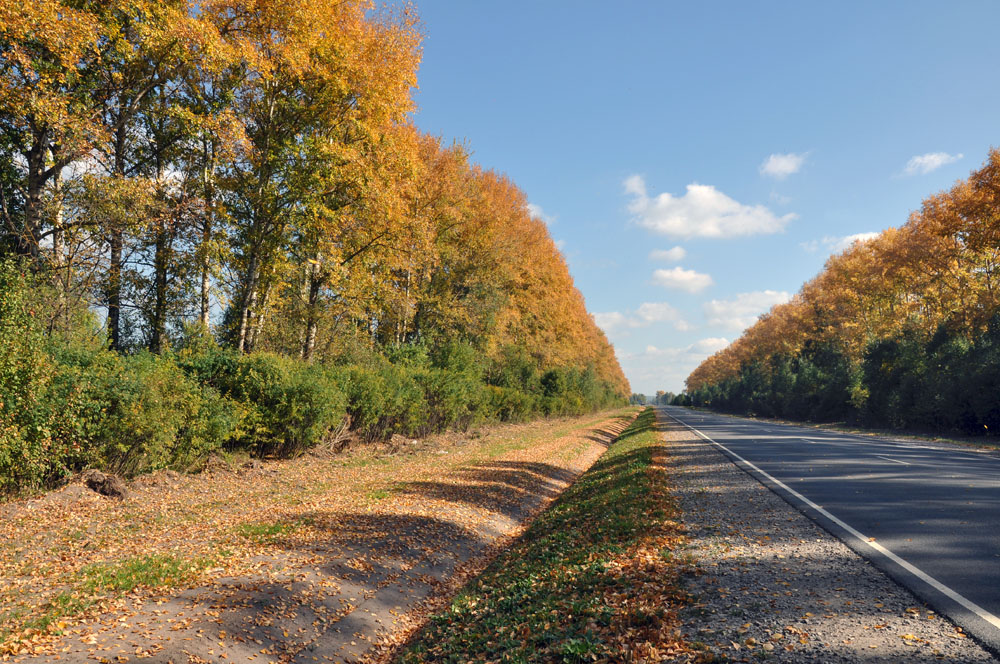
[666,410,1000,633]
[801,438,818,444]
[875,455,910,465]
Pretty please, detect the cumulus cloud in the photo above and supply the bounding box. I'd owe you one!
[623,337,730,393]
[690,337,730,354]
[626,175,795,238]
[902,152,963,176]
[760,152,806,179]
[526,202,556,225]
[649,246,686,262]
[652,267,713,293]
[801,232,880,254]
[592,311,631,333]
[636,302,683,324]
[643,338,729,357]
[828,232,880,253]
[593,302,690,335]
[703,290,792,331]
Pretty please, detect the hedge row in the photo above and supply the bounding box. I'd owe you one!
[0,265,622,494]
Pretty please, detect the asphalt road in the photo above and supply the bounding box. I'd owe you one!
[662,405,1000,656]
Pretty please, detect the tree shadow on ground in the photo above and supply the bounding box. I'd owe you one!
[22,418,635,664]
[41,512,493,664]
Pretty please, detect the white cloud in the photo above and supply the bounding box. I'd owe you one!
[626,175,795,238]
[636,301,681,324]
[593,302,690,335]
[644,338,729,358]
[526,202,556,225]
[652,267,713,293]
[801,232,880,254]
[689,337,730,354]
[593,311,632,333]
[828,232,880,253]
[648,246,686,262]
[624,174,646,197]
[554,238,566,251]
[641,345,674,357]
[760,152,806,179]
[703,290,791,331]
[902,152,962,176]
[626,338,731,393]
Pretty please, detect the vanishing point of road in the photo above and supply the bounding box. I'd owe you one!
[663,405,1000,656]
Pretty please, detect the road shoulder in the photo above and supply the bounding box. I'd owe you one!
[662,412,997,663]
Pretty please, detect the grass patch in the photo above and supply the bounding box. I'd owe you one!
[233,517,313,543]
[396,408,695,663]
[23,592,94,634]
[1,554,208,647]
[81,553,209,593]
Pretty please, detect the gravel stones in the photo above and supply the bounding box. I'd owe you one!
[664,420,997,663]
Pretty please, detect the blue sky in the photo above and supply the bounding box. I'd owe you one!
[405,1,1000,395]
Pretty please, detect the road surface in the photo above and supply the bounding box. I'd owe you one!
[663,405,1000,656]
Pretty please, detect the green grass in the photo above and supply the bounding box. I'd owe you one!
[233,517,314,543]
[6,553,211,640]
[396,407,689,663]
[23,592,94,634]
[80,553,209,592]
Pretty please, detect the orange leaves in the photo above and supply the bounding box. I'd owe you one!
[397,135,627,395]
[0,0,627,397]
[688,149,1000,393]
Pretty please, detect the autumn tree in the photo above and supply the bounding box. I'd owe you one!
[686,149,1000,433]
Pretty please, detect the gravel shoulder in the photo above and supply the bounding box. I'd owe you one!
[661,411,998,663]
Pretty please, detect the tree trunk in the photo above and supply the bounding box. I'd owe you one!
[149,219,169,353]
[107,232,123,350]
[248,281,270,352]
[237,252,259,353]
[199,136,214,328]
[20,129,48,260]
[199,221,211,327]
[50,161,68,332]
[301,259,321,361]
[107,121,127,351]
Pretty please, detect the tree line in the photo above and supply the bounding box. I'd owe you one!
[0,0,628,493]
[684,149,1000,434]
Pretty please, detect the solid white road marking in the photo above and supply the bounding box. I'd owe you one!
[874,455,910,465]
[666,409,1000,633]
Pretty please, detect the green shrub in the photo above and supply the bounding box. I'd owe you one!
[485,385,538,422]
[0,261,241,490]
[0,261,63,491]
[0,260,620,494]
[338,363,427,441]
[49,350,238,475]
[178,349,346,457]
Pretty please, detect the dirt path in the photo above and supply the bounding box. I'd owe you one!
[3,411,634,663]
[660,413,998,663]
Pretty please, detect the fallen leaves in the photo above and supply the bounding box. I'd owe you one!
[1,410,633,660]
[396,409,700,663]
